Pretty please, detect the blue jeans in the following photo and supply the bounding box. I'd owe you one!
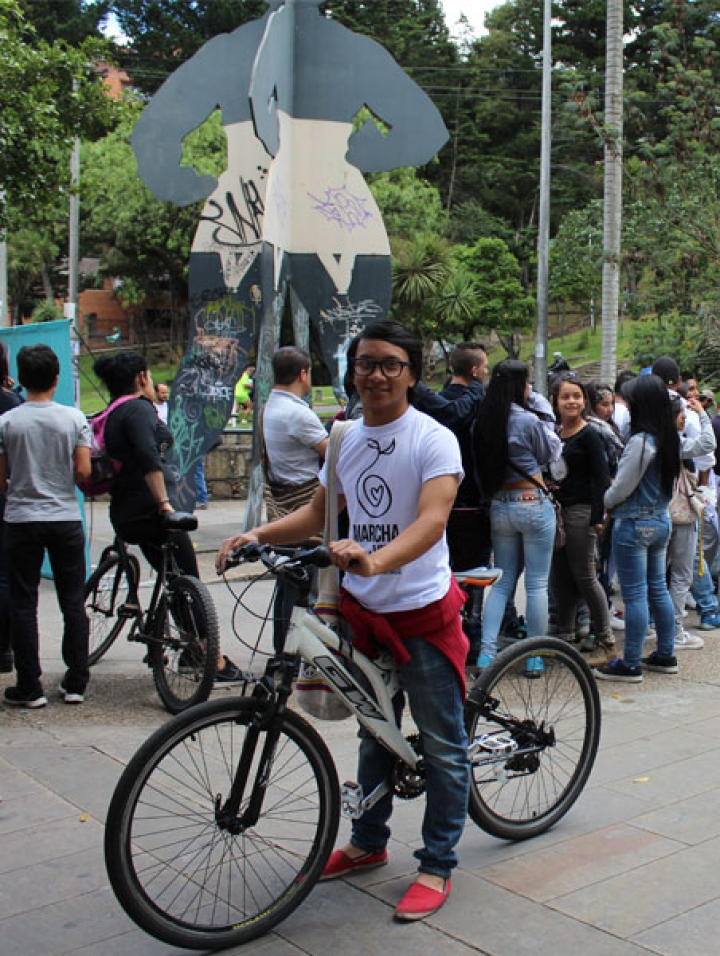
[195,460,208,505]
[481,492,555,657]
[691,542,718,615]
[613,514,675,667]
[351,638,469,879]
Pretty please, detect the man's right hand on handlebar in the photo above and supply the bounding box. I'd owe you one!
[216,531,260,574]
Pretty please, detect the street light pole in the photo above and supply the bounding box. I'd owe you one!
[534,0,552,396]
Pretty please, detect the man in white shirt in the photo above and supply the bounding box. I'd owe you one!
[154,382,169,424]
[262,347,328,650]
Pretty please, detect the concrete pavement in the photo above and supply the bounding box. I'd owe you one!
[2,500,720,955]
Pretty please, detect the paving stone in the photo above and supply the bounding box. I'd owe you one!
[0,812,102,874]
[478,824,683,902]
[0,788,78,837]
[0,847,108,920]
[550,834,720,937]
[370,869,653,956]
[631,787,720,845]
[632,896,720,955]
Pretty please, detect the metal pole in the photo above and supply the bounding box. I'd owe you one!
[0,236,7,327]
[534,0,552,395]
[66,132,81,405]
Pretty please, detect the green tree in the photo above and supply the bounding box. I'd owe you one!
[368,166,447,241]
[454,236,534,355]
[19,0,110,44]
[0,0,115,230]
[80,101,226,304]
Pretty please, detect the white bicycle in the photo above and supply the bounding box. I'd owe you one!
[104,543,601,951]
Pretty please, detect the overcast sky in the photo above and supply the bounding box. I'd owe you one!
[440,0,501,37]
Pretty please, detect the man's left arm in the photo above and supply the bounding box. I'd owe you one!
[330,474,458,576]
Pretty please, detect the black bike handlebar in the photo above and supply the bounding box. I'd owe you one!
[227,543,332,573]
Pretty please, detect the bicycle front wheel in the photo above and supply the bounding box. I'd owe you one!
[104,697,340,951]
[151,575,220,714]
[85,554,140,666]
[465,636,601,841]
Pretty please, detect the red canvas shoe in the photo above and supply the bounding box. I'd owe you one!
[320,847,388,881]
[394,879,451,921]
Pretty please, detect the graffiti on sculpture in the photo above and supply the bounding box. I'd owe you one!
[132,0,448,512]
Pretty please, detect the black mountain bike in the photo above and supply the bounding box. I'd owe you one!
[84,511,219,714]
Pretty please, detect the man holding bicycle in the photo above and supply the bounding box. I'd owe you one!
[218,320,468,922]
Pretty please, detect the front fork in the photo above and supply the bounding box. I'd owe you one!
[215,658,297,833]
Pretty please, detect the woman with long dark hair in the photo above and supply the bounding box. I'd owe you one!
[549,374,612,662]
[94,351,240,681]
[472,359,559,673]
[594,374,680,682]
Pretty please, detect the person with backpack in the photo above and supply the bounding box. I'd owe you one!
[93,351,240,682]
[0,345,91,707]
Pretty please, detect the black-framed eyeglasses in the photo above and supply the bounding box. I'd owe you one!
[351,357,410,379]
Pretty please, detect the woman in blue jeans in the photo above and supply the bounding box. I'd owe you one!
[595,374,680,682]
[473,360,559,672]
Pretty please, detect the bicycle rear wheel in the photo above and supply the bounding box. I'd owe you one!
[150,575,220,714]
[465,636,601,841]
[105,697,340,951]
[85,554,140,666]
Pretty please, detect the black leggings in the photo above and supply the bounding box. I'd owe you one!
[115,515,199,578]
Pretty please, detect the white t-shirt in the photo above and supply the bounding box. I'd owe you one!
[320,405,462,613]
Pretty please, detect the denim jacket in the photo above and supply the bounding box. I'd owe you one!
[604,433,670,518]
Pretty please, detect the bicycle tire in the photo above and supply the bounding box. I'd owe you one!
[465,636,601,841]
[104,697,340,950]
[85,554,140,666]
[150,575,220,714]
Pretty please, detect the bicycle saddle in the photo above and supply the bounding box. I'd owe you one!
[161,512,198,533]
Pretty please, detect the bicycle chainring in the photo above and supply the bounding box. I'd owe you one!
[392,734,426,800]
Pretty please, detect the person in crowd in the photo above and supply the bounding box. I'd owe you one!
[154,381,169,424]
[549,375,613,665]
[439,342,489,661]
[261,347,328,652]
[0,343,22,674]
[94,351,240,681]
[594,374,680,682]
[218,320,468,923]
[666,393,716,649]
[586,380,626,631]
[613,369,636,441]
[699,388,715,417]
[233,365,255,425]
[0,345,91,707]
[195,458,210,510]
[471,359,560,674]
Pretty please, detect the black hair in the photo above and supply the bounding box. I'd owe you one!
[625,374,680,496]
[586,381,614,413]
[449,341,486,378]
[271,346,311,386]
[651,355,681,386]
[473,359,529,498]
[614,369,636,394]
[347,320,422,399]
[17,344,60,392]
[0,341,10,390]
[94,351,148,399]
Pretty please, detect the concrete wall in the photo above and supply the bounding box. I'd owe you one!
[204,428,254,500]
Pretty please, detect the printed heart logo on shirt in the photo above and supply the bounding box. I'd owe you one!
[359,474,392,517]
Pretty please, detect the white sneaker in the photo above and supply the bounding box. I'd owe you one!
[609,606,625,631]
[59,683,85,704]
[674,630,704,650]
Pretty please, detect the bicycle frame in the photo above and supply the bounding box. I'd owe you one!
[285,605,419,768]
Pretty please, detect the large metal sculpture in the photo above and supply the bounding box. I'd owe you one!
[132,0,448,513]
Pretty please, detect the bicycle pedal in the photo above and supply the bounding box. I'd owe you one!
[117,603,141,619]
[340,781,365,819]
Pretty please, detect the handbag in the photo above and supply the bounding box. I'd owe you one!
[295,420,353,721]
[508,463,566,550]
[669,465,704,526]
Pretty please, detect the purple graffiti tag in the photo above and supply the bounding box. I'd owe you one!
[307,185,373,232]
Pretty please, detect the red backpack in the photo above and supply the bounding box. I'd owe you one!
[77,395,137,499]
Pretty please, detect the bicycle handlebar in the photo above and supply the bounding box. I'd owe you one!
[227,542,332,573]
